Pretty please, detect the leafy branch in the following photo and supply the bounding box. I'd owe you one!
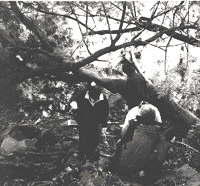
[24,2,94,32]
[9,1,54,53]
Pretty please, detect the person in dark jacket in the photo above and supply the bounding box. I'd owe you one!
[121,60,148,110]
[70,81,109,161]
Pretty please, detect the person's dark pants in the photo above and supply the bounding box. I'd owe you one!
[78,121,99,160]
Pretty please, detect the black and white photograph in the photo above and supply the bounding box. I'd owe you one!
[0,1,200,185]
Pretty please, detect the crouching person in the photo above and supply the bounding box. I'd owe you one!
[70,81,109,162]
[108,101,173,182]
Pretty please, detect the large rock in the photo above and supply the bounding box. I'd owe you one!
[119,125,160,169]
[0,124,57,155]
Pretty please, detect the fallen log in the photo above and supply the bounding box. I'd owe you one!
[70,66,200,129]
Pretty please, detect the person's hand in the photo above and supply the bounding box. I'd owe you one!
[70,101,78,110]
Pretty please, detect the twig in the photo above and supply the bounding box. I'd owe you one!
[83,27,141,36]
[127,1,135,19]
[153,1,184,20]
[148,43,166,51]
[131,28,145,42]
[172,141,200,155]
[160,2,169,26]
[132,1,137,19]
[102,2,113,42]
[86,3,88,34]
[110,2,122,11]
[150,1,160,19]
[68,3,92,55]
[112,2,126,46]
[153,43,184,47]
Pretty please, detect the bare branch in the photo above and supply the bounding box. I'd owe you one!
[86,18,198,37]
[68,3,92,55]
[153,1,185,19]
[102,2,113,42]
[75,27,190,69]
[148,43,165,51]
[132,1,137,18]
[23,30,171,79]
[9,25,200,84]
[137,17,199,44]
[155,43,184,47]
[172,1,184,27]
[9,1,53,53]
[150,1,160,18]
[110,2,123,11]
[112,2,127,46]
[161,2,168,26]
[131,28,146,42]
[86,3,89,33]
[83,27,141,36]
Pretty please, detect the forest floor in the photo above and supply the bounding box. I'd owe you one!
[0,114,200,186]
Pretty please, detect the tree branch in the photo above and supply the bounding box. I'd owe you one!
[84,21,198,46]
[83,27,141,36]
[110,2,123,11]
[112,2,127,46]
[9,1,53,53]
[23,27,177,80]
[7,47,64,63]
[138,19,199,46]
[161,2,168,26]
[68,3,92,55]
[24,2,94,32]
[86,3,89,33]
[102,2,113,42]
[150,1,160,19]
[152,1,185,19]
[16,24,200,83]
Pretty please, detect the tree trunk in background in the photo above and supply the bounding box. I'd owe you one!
[148,89,200,126]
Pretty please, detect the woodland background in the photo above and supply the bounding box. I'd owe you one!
[1,1,200,185]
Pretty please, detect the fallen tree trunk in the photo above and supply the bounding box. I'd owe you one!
[1,54,199,129]
[70,67,200,128]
